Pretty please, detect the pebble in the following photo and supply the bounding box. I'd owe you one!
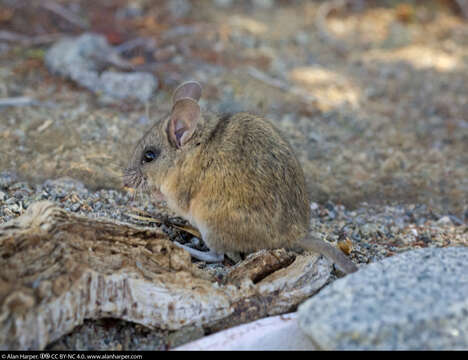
[298,247,468,350]
[360,223,376,236]
[70,203,81,212]
[8,202,21,213]
[437,216,453,225]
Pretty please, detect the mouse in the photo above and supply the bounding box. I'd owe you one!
[124,81,358,274]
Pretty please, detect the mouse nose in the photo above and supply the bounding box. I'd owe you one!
[123,167,143,188]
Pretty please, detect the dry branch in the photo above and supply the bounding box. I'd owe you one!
[0,201,331,350]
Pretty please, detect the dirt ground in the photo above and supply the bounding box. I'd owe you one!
[1,0,467,218]
[0,0,467,350]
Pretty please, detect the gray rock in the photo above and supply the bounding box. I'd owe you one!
[297,247,468,350]
[45,33,157,103]
[100,71,158,103]
[45,33,113,76]
[70,203,81,212]
[436,216,453,225]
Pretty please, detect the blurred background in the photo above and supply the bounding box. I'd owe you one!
[0,0,467,220]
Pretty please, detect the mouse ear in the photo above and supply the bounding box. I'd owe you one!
[172,81,202,104]
[167,98,201,148]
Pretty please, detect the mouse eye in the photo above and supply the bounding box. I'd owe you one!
[141,148,160,164]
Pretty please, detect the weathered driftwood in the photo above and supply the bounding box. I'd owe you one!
[0,201,331,350]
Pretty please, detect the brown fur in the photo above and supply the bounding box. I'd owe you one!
[125,81,357,274]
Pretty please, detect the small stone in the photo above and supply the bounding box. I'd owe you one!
[310,202,319,211]
[94,202,103,211]
[436,216,452,225]
[8,203,21,213]
[360,223,378,236]
[13,191,25,200]
[351,231,361,242]
[324,202,334,211]
[70,203,81,212]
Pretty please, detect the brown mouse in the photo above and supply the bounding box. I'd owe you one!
[124,81,358,274]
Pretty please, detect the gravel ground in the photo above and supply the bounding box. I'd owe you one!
[2,171,466,350]
[1,172,466,266]
[0,0,467,350]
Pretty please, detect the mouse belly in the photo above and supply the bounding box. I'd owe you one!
[188,210,301,253]
[161,185,304,254]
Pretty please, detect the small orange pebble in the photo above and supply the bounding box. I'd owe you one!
[337,236,353,255]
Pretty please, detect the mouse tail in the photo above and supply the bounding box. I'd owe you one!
[297,237,358,274]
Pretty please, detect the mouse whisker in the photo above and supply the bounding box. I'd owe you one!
[138,182,145,203]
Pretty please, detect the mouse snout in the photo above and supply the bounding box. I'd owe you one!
[123,167,145,189]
